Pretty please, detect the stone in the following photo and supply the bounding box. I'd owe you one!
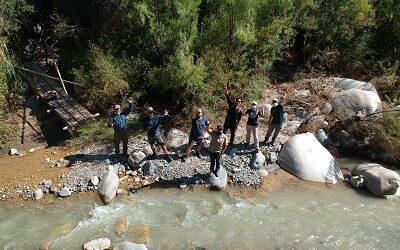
[166,128,189,151]
[113,241,147,250]
[295,89,311,97]
[257,169,269,177]
[9,148,18,156]
[142,161,157,176]
[209,168,228,190]
[279,133,343,184]
[34,189,43,200]
[316,129,328,144]
[334,78,377,92]
[83,238,111,250]
[90,176,100,186]
[295,107,308,119]
[325,103,333,113]
[251,152,265,170]
[349,175,364,188]
[98,166,119,204]
[128,152,147,170]
[331,88,381,117]
[39,240,52,250]
[58,187,71,197]
[351,163,400,195]
[229,147,238,156]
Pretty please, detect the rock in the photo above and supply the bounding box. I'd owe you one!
[331,88,381,117]
[98,166,119,204]
[42,180,52,188]
[325,103,333,113]
[39,240,52,250]
[295,107,308,119]
[9,148,18,156]
[128,151,147,170]
[83,238,111,250]
[209,168,228,190]
[279,133,343,184]
[113,241,147,250]
[265,151,278,164]
[142,161,157,176]
[330,130,357,148]
[351,163,400,195]
[316,129,328,144]
[229,147,238,156]
[251,152,265,170]
[34,189,43,200]
[350,175,364,188]
[334,78,377,92]
[58,187,71,197]
[166,128,188,151]
[257,169,269,177]
[295,89,311,97]
[49,187,58,194]
[90,176,100,186]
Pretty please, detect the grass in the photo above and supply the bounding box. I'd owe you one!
[0,111,19,154]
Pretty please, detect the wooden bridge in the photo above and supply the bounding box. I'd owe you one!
[22,62,96,130]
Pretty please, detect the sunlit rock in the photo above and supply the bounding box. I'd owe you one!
[351,163,400,195]
[331,88,381,117]
[83,238,110,250]
[251,152,265,170]
[98,166,119,204]
[279,133,343,184]
[166,128,188,151]
[209,168,228,190]
[113,241,147,250]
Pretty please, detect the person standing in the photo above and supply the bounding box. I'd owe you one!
[179,108,210,161]
[143,107,173,162]
[245,101,261,149]
[223,85,243,145]
[108,98,133,155]
[264,98,285,147]
[208,125,228,177]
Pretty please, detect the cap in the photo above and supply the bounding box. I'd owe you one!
[147,107,154,112]
[251,101,257,106]
[114,104,121,109]
[216,125,223,130]
[272,98,278,103]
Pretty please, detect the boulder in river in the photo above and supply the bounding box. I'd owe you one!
[251,152,265,170]
[331,88,381,117]
[351,163,400,195]
[83,238,111,250]
[98,166,119,204]
[279,133,343,184]
[113,241,147,250]
[209,168,228,190]
[166,128,188,151]
[128,151,146,170]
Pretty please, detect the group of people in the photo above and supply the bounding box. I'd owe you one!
[108,87,285,177]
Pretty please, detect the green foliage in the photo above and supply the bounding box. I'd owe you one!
[73,45,130,112]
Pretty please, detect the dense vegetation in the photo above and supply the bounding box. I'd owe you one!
[0,0,399,159]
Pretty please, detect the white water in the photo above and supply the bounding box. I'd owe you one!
[1,159,400,249]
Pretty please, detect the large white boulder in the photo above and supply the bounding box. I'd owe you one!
[331,88,381,117]
[209,168,228,190]
[113,241,147,250]
[98,166,119,204]
[279,133,343,184]
[351,163,400,196]
[166,128,188,151]
[334,78,377,92]
[83,238,111,250]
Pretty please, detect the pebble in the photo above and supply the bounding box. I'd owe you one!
[33,189,43,200]
[59,187,71,197]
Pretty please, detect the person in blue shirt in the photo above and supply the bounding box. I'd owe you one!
[143,107,173,162]
[108,98,133,155]
[179,108,210,162]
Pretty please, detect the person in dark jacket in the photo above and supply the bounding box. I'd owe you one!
[264,98,285,147]
[223,85,243,145]
[179,108,210,161]
[245,101,261,149]
[108,98,133,155]
[143,107,173,162]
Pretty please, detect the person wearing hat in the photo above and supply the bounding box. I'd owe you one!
[245,101,262,149]
[108,98,134,155]
[208,125,228,177]
[263,97,285,147]
[179,108,210,161]
[223,84,243,145]
[143,107,173,162]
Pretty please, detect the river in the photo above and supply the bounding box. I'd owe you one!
[1,158,399,249]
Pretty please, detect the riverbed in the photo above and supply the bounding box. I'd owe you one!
[1,159,399,249]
